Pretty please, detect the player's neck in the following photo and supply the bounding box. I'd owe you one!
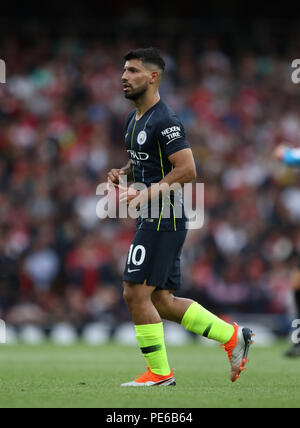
[134,92,160,120]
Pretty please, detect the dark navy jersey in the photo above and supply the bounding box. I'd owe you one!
[124,99,191,231]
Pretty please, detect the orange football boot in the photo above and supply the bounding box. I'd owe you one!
[121,367,176,387]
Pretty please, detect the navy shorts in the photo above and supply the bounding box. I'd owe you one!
[123,228,187,290]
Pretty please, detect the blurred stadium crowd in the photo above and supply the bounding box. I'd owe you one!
[0,33,300,331]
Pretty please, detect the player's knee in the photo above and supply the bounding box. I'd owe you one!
[123,282,133,306]
[123,281,149,308]
[151,292,161,309]
[152,291,175,312]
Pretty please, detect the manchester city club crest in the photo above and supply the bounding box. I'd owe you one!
[137,130,147,145]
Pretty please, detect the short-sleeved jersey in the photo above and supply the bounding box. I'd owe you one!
[124,99,191,231]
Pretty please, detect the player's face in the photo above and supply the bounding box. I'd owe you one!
[122,59,150,100]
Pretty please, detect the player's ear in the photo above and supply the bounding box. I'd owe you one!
[149,70,160,84]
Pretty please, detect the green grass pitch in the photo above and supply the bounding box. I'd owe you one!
[0,340,299,408]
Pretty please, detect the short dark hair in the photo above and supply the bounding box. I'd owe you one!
[124,47,165,72]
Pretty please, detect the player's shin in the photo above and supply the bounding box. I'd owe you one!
[181,302,234,344]
[135,322,171,375]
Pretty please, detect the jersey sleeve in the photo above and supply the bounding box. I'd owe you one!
[283,148,300,167]
[156,114,190,157]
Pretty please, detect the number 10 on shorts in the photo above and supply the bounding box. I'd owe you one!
[127,245,146,266]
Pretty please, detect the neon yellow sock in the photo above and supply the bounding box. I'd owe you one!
[181,302,234,344]
[135,322,171,376]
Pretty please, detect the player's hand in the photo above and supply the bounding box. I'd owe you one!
[119,185,140,206]
[273,144,288,161]
[107,169,125,189]
[118,186,149,210]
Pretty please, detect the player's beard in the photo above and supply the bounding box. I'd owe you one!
[124,82,148,101]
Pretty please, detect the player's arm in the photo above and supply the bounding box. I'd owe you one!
[156,115,196,185]
[137,148,196,206]
[162,148,196,185]
[145,148,196,202]
[273,144,300,167]
[107,160,133,188]
[144,116,196,202]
